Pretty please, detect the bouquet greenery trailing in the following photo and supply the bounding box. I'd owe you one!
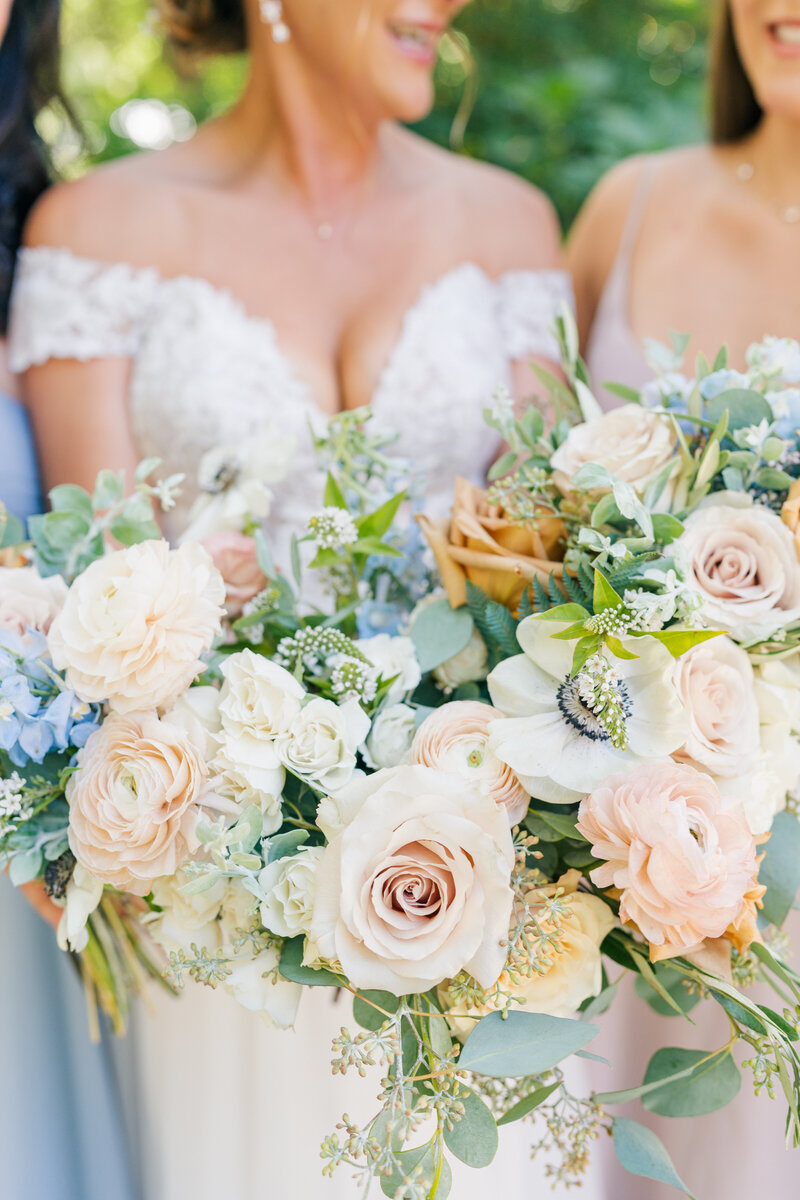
[2,322,800,1196]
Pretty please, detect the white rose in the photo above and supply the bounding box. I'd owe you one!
[672,637,761,778]
[223,948,301,1028]
[276,697,369,792]
[550,405,677,497]
[259,847,324,938]
[55,865,103,953]
[48,540,225,713]
[315,774,367,841]
[218,649,304,741]
[755,652,800,734]
[149,867,225,954]
[678,496,800,642]
[433,631,489,691]
[363,703,416,769]
[163,686,222,761]
[0,566,66,637]
[357,634,421,704]
[310,765,515,995]
[209,740,284,832]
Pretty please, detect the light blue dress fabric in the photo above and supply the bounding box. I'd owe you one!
[0,389,139,1200]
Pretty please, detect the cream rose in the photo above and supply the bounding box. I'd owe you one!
[163,686,222,761]
[672,637,760,778]
[0,566,67,637]
[202,531,268,617]
[259,846,324,938]
[48,540,225,713]
[357,635,421,705]
[219,650,304,742]
[276,697,369,792]
[310,765,515,994]
[363,703,417,769]
[578,762,760,961]
[550,404,677,497]
[67,711,207,895]
[679,497,800,642]
[433,631,489,691]
[440,875,615,1035]
[149,866,225,954]
[412,701,530,825]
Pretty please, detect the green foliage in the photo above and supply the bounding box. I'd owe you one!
[634,963,700,1018]
[278,937,343,987]
[758,810,800,927]
[457,1009,598,1077]
[443,1088,498,1168]
[611,1117,694,1196]
[379,1143,453,1199]
[641,1047,741,1118]
[60,0,709,227]
[410,600,475,672]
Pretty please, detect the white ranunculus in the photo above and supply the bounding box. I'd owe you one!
[218,649,304,742]
[310,765,515,995]
[223,948,302,1028]
[48,540,225,713]
[163,686,222,761]
[487,618,687,805]
[433,630,489,691]
[259,847,324,938]
[149,867,225,954]
[672,637,760,778]
[0,566,67,637]
[550,404,677,497]
[357,635,421,705]
[55,865,103,953]
[678,495,800,642]
[276,697,369,792]
[363,703,417,769]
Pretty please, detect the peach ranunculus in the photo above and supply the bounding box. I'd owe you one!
[411,701,530,825]
[201,531,268,617]
[67,711,207,895]
[782,479,800,562]
[439,872,615,1034]
[417,477,564,612]
[577,762,761,962]
[550,404,677,498]
[48,540,226,713]
[310,764,515,995]
[0,565,67,636]
[678,495,800,642]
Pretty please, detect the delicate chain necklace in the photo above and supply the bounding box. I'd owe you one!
[736,161,800,224]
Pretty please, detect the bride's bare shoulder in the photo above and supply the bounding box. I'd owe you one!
[397,129,563,270]
[23,137,212,270]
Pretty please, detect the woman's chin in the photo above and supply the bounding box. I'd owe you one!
[381,81,436,125]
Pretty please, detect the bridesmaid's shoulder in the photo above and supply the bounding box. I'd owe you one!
[398,129,563,271]
[23,143,198,271]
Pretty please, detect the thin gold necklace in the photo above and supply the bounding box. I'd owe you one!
[736,160,800,224]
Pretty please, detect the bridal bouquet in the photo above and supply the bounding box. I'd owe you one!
[2,324,800,1198]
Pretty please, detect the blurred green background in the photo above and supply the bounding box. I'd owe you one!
[58,0,710,229]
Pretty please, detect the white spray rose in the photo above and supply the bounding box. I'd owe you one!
[276,697,369,792]
[550,404,677,498]
[363,703,417,769]
[357,634,421,704]
[163,686,222,761]
[149,867,225,954]
[48,540,225,713]
[259,847,324,938]
[433,630,489,691]
[218,650,304,742]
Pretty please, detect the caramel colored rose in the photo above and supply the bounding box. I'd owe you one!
[417,478,564,611]
[782,479,800,563]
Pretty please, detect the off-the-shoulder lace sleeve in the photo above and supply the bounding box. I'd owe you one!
[498,268,575,363]
[8,246,159,372]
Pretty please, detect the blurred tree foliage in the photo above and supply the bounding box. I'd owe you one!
[59,0,709,229]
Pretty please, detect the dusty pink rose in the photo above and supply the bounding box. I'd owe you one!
[67,711,207,895]
[411,701,530,824]
[0,565,67,636]
[577,762,759,961]
[202,532,268,617]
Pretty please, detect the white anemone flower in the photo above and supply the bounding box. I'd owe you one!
[487,618,688,804]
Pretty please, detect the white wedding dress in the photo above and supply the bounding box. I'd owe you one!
[10,246,605,1200]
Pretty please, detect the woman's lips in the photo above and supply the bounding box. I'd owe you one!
[768,21,800,58]
[386,20,442,66]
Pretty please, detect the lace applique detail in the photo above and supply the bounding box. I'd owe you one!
[498,268,574,362]
[8,247,159,371]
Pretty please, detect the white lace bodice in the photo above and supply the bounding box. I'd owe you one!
[9,246,572,553]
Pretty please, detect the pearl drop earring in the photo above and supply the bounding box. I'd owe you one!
[259,0,291,43]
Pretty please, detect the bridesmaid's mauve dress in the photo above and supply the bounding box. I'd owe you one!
[585,160,800,1200]
[0,389,139,1200]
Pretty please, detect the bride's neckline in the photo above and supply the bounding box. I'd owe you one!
[22,244,566,417]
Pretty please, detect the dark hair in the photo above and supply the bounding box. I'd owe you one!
[710,0,763,143]
[158,0,247,57]
[0,0,69,333]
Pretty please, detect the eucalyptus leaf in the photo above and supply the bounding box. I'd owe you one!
[353,989,399,1031]
[411,601,474,672]
[756,467,795,492]
[642,1047,740,1117]
[8,848,43,886]
[497,1081,560,1126]
[705,388,772,431]
[278,937,342,987]
[443,1088,498,1168]
[759,810,800,927]
[612,1117,694,1196]
[379,1143,452,1199]
[634,964,700,1018]
[254,528,275,579]
[457,1010,598,1078]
